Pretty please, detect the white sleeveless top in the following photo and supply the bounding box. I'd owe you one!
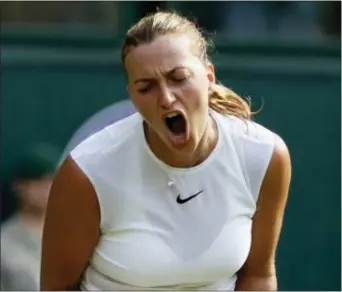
[70,110,275,291]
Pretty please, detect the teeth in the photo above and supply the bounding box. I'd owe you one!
[166,112,180,118]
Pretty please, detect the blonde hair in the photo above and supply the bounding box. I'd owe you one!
[121,11,252,120]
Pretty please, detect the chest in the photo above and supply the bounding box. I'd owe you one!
[92,159,256,287]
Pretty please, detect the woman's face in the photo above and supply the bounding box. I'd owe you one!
[125,34,215,154]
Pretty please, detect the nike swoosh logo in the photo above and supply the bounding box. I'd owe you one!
[176,190,204,204]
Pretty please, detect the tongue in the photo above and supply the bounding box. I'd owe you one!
[168,131,187,145]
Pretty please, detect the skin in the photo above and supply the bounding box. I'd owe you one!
[125,34,217,168]
[40,157,100,291]
[40,34,291,291]
[235,135,291,291]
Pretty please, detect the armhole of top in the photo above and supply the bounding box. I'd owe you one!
[215,113,276,208]
[246,132,276,205]
[70,151,106,231]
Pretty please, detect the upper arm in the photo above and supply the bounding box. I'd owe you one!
[239,134,291,279]
[40,156,101,290]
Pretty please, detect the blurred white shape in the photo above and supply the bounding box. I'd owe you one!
[60,99,136,163]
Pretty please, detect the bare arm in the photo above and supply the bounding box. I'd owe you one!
[40,156,101,290]
[236,135,292,291]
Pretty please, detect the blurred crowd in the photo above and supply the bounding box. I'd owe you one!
[1,143,61,290]
[0,1,340,40]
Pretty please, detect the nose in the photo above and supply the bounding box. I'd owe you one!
[159,84,176,109]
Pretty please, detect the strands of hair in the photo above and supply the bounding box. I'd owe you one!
[122,10,259,120]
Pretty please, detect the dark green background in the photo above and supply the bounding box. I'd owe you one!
[1,29,341,291]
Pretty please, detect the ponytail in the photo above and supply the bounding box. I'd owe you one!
[209,83,252,119]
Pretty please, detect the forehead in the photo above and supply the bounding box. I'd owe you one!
[124,34,203,79]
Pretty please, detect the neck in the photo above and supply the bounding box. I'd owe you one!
[146,114,218,168]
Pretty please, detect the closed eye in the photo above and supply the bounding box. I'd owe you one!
[173,77,186,82]
[136,75,189,94]
[170,75,189,83]
[137,84,153,93]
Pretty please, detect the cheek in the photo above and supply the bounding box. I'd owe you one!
[130,94,158,121]
[179,79,209,109]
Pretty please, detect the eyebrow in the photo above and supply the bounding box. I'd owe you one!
[133,66,188,84]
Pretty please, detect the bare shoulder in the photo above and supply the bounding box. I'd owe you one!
[46,155,100,214]
[44,154,101,238]
[265,133,292,190]
[236,133,291,290]
[53,155,95,190]
[41,155,100,290]
[256,133,291,217]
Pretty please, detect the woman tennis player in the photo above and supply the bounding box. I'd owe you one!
[41,11,291,291]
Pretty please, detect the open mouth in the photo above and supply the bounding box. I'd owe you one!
[164,112,186,137]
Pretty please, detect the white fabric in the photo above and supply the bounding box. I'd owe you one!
[60,99,136,163]
[70,110,275,291]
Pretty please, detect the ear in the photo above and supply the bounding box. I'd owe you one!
[206,63,216,85]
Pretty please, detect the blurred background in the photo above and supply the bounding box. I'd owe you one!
[1,1,341,291]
